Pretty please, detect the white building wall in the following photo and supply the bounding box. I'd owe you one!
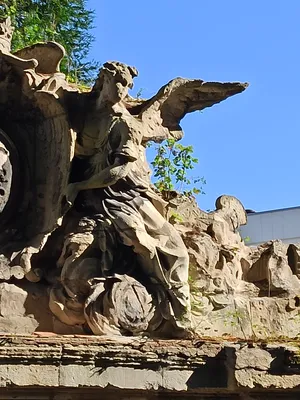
[239,207,300,246]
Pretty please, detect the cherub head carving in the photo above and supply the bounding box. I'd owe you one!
[0,16,13,52]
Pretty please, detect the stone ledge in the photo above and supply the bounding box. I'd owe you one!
[2,387,300,400]
[2,388,300,400]
[0,334,300,396]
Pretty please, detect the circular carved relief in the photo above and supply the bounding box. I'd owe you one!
[0,128,19,221]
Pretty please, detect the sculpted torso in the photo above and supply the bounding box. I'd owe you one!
[69,97,154,204]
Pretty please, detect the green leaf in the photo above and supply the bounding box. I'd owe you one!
[149,138,205,197]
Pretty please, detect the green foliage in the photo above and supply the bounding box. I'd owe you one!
[1,0,99,85]
[169,211,184,223]
[151,138,206,199]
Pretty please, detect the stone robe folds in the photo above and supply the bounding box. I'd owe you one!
[75,111,191,325]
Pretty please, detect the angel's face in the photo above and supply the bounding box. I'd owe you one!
[103,68,134,104]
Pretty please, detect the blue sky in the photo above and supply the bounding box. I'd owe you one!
[87,0,300,212]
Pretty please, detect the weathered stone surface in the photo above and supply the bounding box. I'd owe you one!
[0,282,27,317]
[1,335,300,395]
[0,283,38,334]
[247,240,300,295]
[288,243,300,278]
[235,368,300,389]
[0,25,248,337]
[0,364,59,387]
[248,297,300,339]
[0,316,38,334]
[2,11,300,400]
[235,347,273,370]
[1,15,300,345]
[167,195,300,339]
[60,365,163,390]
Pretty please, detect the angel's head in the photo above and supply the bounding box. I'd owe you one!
[93,61,138,104]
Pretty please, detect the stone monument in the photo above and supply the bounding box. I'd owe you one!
[1,16,300,398]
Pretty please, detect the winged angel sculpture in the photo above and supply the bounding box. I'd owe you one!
[0,17,247,336]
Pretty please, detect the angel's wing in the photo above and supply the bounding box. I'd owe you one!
[129,78,248,142]
[14,41,65,75]
[31,90,74,236]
